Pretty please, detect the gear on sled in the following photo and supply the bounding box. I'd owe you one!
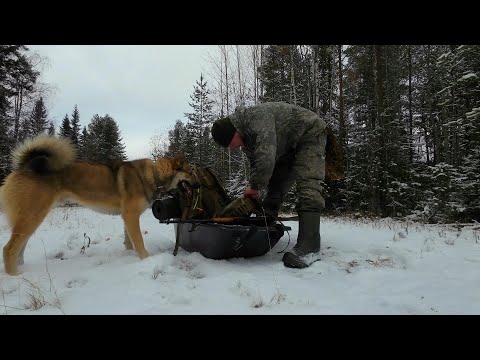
[152,164,291,259]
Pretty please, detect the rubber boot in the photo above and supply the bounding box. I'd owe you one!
[282,211,321,268]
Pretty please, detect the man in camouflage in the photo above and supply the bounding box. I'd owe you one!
[211,102,327,269]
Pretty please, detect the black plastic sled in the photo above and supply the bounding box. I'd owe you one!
[174,221,290,260]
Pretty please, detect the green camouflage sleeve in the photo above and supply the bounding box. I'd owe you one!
[246,112,276,191]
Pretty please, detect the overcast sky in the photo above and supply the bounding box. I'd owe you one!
[27,45,216,159]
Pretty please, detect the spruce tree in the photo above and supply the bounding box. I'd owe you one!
[0,45,39,143]
[17,117,31,142]
[48,121,55,135]
[184,74,215,166]
[85,114,127,163]
[59,114,72,138]
[258,45,291,104]
[166,119,186,157]
[78,125,89,160]
[29,97,49,136]
[70,104,80,146]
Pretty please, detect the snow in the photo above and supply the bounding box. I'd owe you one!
[1,206,480,315]
[460,73,478,81]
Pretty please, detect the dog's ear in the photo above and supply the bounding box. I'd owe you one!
[172,151,187,170]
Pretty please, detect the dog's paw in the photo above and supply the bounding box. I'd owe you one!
[4,267,21,276]
[124,243,134,251]
[138,251,150,259]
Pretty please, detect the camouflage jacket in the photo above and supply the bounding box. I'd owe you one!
[228,102,326,191]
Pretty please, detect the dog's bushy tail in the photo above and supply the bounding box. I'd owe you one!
[11,134,77,174]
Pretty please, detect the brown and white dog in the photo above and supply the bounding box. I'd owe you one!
[0,134,194,275]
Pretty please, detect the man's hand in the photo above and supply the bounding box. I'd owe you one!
[243,187,259,199]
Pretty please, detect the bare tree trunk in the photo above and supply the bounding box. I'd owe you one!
[433,115,439,165]
[374,45,386,215]
[208,45,230,179]
[329,45,334,120]
[290,45,297,105]
[313,47,319,113]
[338,45,346,162]
[448,45,457,166]
[236,45,244,105]
[218,46,225,117]
[310,46,319,112]
[204,46,224,118]
[408,45,414,164]
[221,46,231,178]
[423,120,430,164]
[259,45,264,100]
[308,47,313,109]
[13,84,24,143]
[221,46,230,115]
[200,76,204,164]
[251,45,258,104]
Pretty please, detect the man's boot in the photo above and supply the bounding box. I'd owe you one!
[282,211,321,268]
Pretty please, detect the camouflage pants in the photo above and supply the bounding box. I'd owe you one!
[263,118,327,213]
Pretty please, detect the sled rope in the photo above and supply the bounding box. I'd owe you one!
[261,205,282,301]
[276,221,291,254]
[173,206,189,256]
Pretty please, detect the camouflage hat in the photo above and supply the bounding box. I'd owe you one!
[211,117,237,147]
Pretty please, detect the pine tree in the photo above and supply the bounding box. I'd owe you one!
[29,97,49,136]
[442,45,480,221]
[59,114,72,138]
[184,74,215,166]
[461,107,480,221]
[0,45,38,180]
[84,114,127,163]
[258,45,291,104]
[48,121,55,135]
[70,104,81,146]
[166,120,186,157]
[379,45,414,217]
[17,117,31,142]
[342,45,377,214]
[405,46,444,220]
[0,45,39,143]
[78,126,89,160]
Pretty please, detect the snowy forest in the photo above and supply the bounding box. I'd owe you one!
[2,45,479,224]
[152,45,480,224]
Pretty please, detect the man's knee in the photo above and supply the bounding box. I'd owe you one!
[296,198,325,212]
[296,186,325,212]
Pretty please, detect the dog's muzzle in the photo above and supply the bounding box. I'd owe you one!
[178,180,200,195]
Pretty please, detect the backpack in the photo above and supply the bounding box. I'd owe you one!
[173,164,232,220]
[153,164,262,222]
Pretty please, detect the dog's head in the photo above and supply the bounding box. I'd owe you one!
[160,152,197,192]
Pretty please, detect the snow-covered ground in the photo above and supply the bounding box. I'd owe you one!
[1,206,479,315]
